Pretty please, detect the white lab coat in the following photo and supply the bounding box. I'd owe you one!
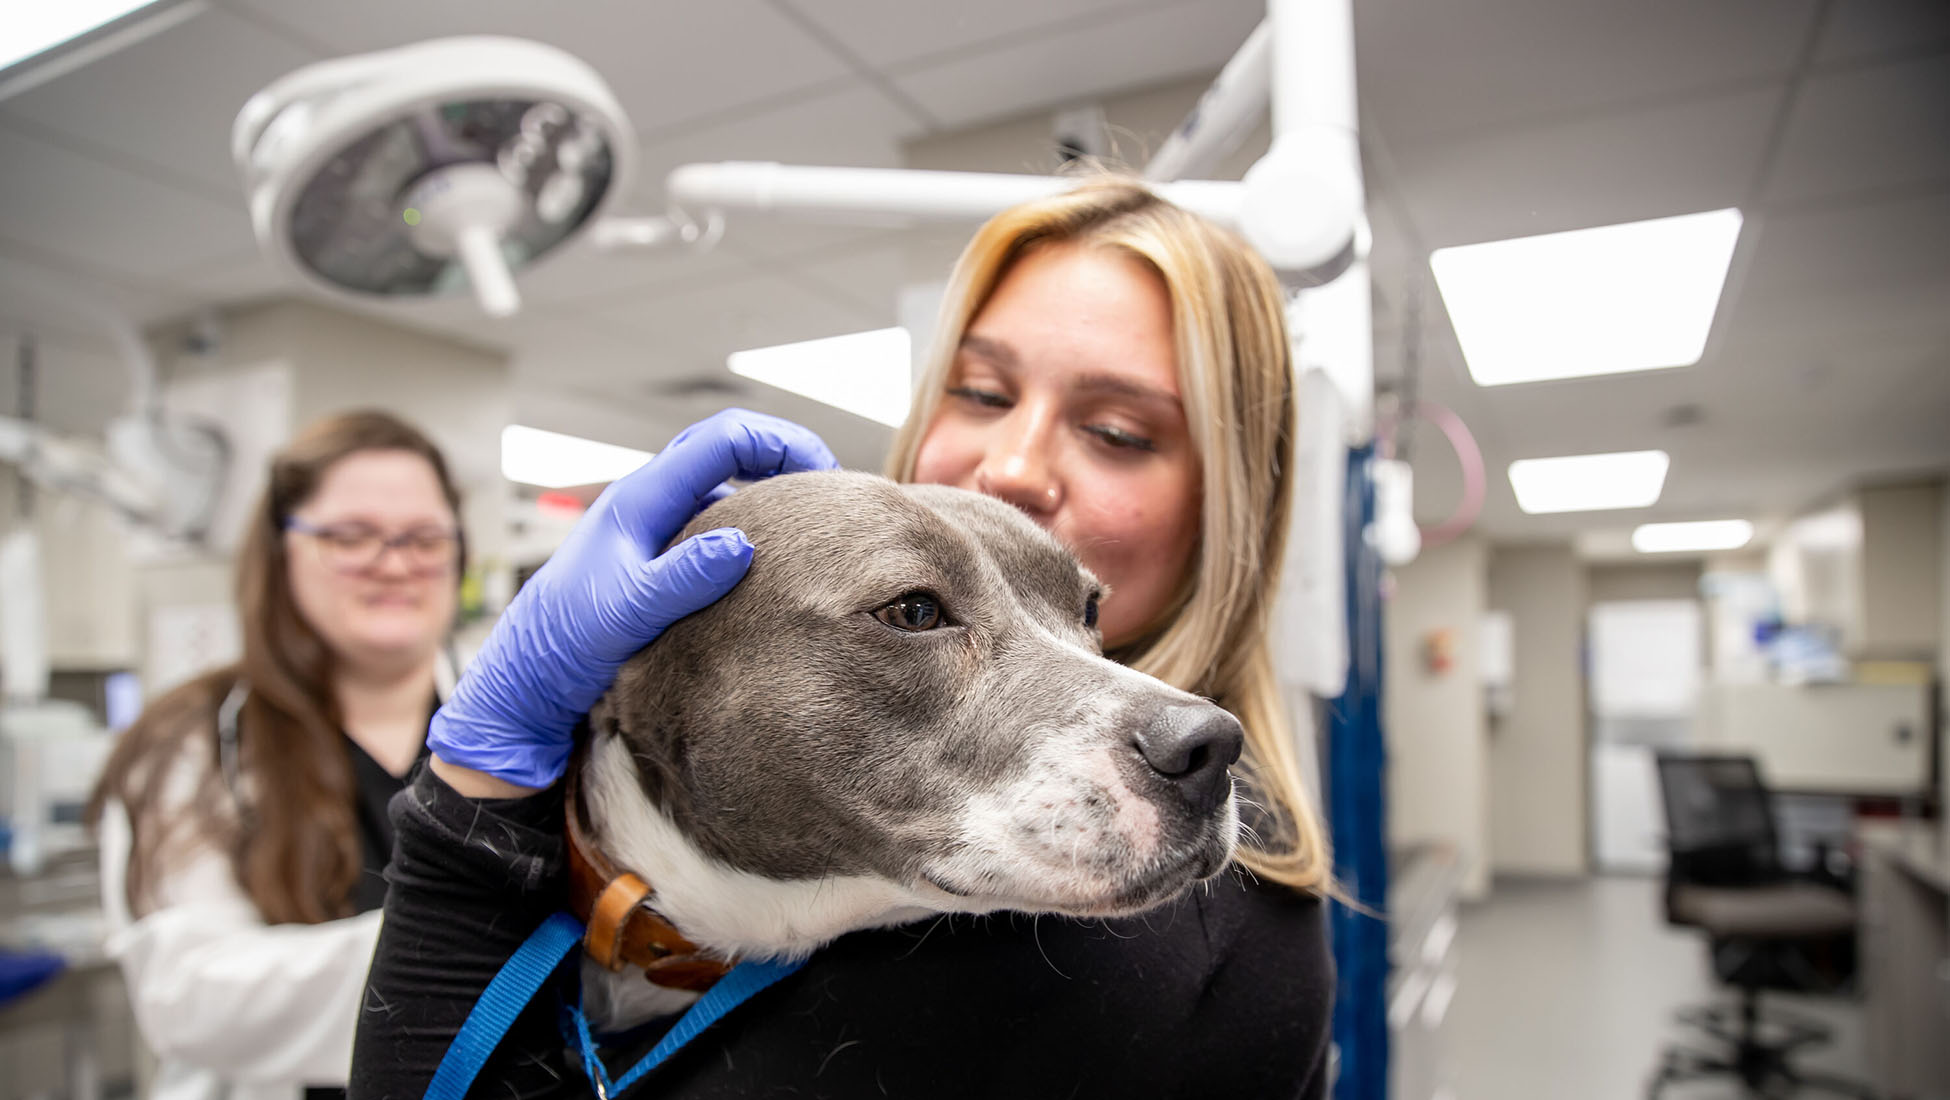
[97,744,382,1100]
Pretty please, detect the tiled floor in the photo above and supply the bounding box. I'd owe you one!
[1442,875,1872,1100]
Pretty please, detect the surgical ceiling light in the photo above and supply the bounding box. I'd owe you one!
[1431,209,1743,387]
[501,424,653,488]
[232,1,1366,316]
[1508,450,1669,514]
[727,327,913,429]
[1631,519,1753,553]
[233,37,636,318]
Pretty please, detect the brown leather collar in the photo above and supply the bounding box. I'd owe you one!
[564,759,732,992]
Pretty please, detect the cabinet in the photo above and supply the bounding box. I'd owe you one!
[1859,824,1950,1100]
[1771,483,1943,661]
[1390,843,1462,1100]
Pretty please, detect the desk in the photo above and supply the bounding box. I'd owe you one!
[1859,823,1950,1100]
[0,845,129,1100]
[1389,843,1462,1100]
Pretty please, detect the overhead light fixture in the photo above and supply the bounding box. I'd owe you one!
[1431,208,1743,386]
[501,425,652,488]
[1508,450,1669,514]
[1632,519,1753,553]
[1,0,174,74]
[727,326,912,428]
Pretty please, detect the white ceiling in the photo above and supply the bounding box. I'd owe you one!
[1,0,1946,543]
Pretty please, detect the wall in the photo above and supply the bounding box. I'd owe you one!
[1939,479,1949,685]
[1586,562,1703,603]
[1857,482,1943,657]
[1940,478,1949,841]
[155,300,513,569]
[1385,536,1492,899]
[63,300,519,697]
[1486,544,1586,877]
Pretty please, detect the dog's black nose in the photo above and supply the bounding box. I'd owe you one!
[1134,704,1244,815]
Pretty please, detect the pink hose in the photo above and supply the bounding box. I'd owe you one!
[1379,402,1485,549]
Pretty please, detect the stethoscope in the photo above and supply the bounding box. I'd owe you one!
[212,641,458,797]
[215,680,249,797]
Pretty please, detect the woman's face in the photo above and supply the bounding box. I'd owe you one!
[914,242,1202,649]
[284,449,460,674]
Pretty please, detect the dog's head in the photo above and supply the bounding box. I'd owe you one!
[589,469,1240,920]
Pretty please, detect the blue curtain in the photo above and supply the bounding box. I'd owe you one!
[1329,445,1388,1100]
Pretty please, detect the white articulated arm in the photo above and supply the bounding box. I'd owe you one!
[1145,20,1274,183]
[1241,0,1364,281]
[663,162,1252,233]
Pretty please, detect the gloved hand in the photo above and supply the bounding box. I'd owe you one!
[429,408,838,788]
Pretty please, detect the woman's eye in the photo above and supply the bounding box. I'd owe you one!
[1084,594,1100,630]
[947,386,1010,409]
[875,593,944,632]
[1087,425,1157,452]
[325,528,379,551]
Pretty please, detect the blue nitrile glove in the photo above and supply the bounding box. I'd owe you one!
[428,409,838,788]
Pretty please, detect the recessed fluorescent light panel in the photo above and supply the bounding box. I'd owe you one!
[1,0,168,71]
[1632,519,1754,554]
[1508,450,1670,514]
[501,425,653,488]
[728,327,912,429]
[1431,208,1743,386]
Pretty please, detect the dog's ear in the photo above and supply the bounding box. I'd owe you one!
[591,627,707,818]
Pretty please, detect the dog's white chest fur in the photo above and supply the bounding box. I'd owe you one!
[579,736,944,1031]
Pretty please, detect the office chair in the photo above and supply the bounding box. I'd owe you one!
[1647,752,1877,1099]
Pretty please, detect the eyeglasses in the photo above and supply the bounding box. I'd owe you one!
[284,517,460,575]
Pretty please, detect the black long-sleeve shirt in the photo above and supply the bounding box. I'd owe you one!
[351,766,1334,1100]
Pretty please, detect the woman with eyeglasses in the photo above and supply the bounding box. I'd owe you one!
[89,409,466,1100]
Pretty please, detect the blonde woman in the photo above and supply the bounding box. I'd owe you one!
[353,179,1332,1099]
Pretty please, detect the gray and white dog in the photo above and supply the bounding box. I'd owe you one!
[578,470,1243,1026]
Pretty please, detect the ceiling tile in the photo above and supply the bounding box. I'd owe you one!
[781,240,907,321]
[1760,54,1950,206]
[229,0,852,134]
[1730,191,1950,332]
[0,324,135,435]
[779,0,1145,69]
[716,223,896,265]
[514,234,752,306]
[1814,0,1950,65]
[507,308,896,470]
[631,82,912,198]
[0,127,255,278]
[505,310,706,389]
[890,0,1262,131]
[171,251,299,305]
[1390,87,1777,247]
[0,8,317,197]
[0,247,188,330]
[1356,0,1816,143]
[584,271,880,364]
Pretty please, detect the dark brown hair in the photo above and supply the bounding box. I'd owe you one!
[89,409,463,924]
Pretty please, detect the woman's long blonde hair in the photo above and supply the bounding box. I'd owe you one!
[886,177,1328,893]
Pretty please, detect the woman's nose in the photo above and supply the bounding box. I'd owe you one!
[368,541,417,578]
[973,411,1061,517]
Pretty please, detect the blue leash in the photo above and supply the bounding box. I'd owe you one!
[568,956,807,1099]
[423,911,805,1100]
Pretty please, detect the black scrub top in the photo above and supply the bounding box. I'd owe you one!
[346,732,427,914]
[307,728,429,1100]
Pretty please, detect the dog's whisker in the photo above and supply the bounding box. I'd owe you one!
[1030,915,1072,979]
[896,913,954,961]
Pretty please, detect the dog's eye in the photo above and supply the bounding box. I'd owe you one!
[1084,593,1100,630]
[875,593,943,632]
